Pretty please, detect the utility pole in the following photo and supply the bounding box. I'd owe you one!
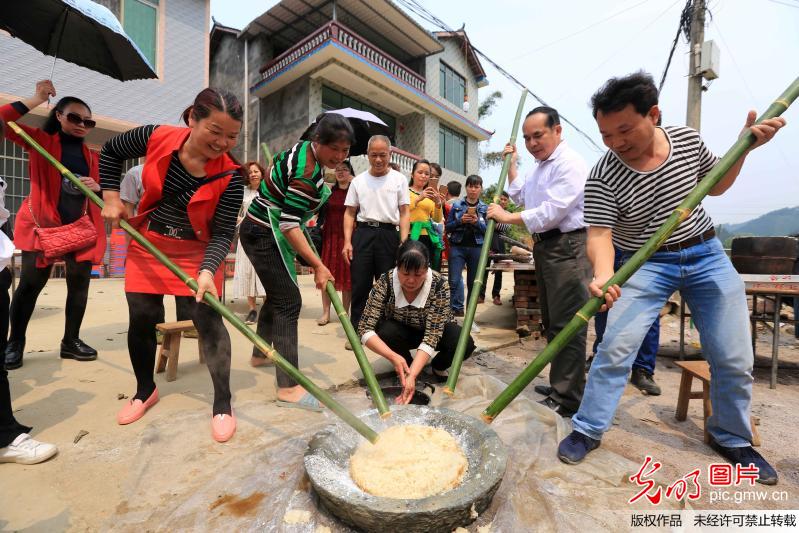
[686,0,706,131]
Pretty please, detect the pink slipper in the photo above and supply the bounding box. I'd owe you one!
[211,412,236,443]
[116,388,159,425]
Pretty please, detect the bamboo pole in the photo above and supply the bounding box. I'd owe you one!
[444,88,528,396]
[8,121,380,443]
[482,76,799,423]
[302,227,390,417]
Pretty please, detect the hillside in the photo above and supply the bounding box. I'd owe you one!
[717,206,799,244]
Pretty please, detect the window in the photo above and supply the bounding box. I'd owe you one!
[321,86,396,138]
[439,62,465,107]
[122,0,158,68]
[439,126,466,175]
[0,139,30,232]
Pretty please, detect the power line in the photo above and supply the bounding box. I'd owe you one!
[555,0,684,102]
[394,0,605,153]
[657,0,693,94]
[764,0,799,8]
[512,0,657,60]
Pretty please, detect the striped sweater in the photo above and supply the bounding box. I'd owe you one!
[246,141,327,231]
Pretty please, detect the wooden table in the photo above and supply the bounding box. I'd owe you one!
[741,274,799,389]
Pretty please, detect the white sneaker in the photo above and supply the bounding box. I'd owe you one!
[0,433,58,465]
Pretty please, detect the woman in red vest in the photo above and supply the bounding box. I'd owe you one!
[99,88,244,443]
[0,80,106,370]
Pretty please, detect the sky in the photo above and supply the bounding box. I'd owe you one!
[211,0,799,224]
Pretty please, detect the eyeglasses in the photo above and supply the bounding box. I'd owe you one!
[63,112,96,129]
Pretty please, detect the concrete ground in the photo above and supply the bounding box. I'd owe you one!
[0,275,518,531]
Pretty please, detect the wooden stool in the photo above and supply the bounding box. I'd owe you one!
[155,320,204,382]
[674,360,761,446]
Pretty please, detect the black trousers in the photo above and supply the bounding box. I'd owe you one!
[239,220,301,388]
[9,250,91,344]
[126,292,232,415]
[350,226,400,330]
[0,267,30,447]
[533,231,592,412]
[479,258,503,299]
[375,319,475,371]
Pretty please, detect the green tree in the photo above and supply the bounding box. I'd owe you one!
[478,90,506,170]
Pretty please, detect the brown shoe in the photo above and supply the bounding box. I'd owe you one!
[477,296,485,304]
[492,296,502,306]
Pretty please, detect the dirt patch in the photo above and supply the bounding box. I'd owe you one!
[209,491,266,517]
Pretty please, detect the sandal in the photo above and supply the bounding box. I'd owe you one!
[316,316,330,326]
[276,393,323,412]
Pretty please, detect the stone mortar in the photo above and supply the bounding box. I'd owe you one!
[304,405,507,532]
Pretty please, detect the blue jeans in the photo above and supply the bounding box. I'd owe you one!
[448,246,481,312]
[573,238,754,447]
[593,250,660,375]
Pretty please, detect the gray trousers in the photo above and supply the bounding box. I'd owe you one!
[533,230,592,411]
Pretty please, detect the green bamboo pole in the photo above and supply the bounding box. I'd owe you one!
[261,142,273,166]
[8,121,379,443]
[482,76,799,423]
[303,227,390,417]
[444,88,528,396]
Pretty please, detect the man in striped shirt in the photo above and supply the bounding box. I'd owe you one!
[557,72,786,486]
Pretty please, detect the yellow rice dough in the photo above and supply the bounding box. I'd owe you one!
[349,424,468,499]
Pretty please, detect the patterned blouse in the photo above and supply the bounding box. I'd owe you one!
[358,269,453,357]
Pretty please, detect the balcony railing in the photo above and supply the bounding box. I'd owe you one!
[260,21,426,93]
[390,146,421,176]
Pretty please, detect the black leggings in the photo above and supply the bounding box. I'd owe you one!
[9,251,91,344]
[0,267,30,447]
[126,292,232,415]
[375,319,476,371]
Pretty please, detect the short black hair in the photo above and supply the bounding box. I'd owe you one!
[591,71,658,119]
[526,106,560,128]
[430,162,442,177]
[465,174,483,188]
[446,180,461,197]
[312,112,356,145]
[500,190,509,198]
[396,239,430,272]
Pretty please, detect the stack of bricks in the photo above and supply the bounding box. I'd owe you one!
[513,269,542,339]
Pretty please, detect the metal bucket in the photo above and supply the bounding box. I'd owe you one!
[304,405,507,532]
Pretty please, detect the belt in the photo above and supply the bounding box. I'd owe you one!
[148,219,196,240]
[657,228,715,252]
[357,220,396,230]
[533,227,585,244]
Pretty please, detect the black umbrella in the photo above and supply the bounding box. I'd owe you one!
[0,0,157,81]
[301,108,392,156]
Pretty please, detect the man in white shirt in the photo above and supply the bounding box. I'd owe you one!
[488,106,591,417]
[343,135,410,331]
[119,164,144,217]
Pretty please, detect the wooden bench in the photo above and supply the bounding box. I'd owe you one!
[155,320,204,382]
[674,360,761,446]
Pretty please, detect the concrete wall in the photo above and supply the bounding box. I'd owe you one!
[0,0,208,127]
[209,33,273,162]
[258,77,311,157]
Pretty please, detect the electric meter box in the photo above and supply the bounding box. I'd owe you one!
[700,40,720,80]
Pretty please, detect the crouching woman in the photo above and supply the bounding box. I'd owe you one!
[358,240,475,403]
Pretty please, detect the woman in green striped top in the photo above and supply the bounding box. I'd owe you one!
[239,114,354,409]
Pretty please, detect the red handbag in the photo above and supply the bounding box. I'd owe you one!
[29,198,98,259]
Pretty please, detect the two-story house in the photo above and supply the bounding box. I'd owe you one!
[0,0,210,226]
[209,0,491,184]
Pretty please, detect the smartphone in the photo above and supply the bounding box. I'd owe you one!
[466,206,476,216]
[428,176,440,191]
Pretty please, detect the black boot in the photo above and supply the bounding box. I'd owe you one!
[4,340,25,370]
[60,339,98,361]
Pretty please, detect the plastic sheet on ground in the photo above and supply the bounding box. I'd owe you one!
[107,374,679,532]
